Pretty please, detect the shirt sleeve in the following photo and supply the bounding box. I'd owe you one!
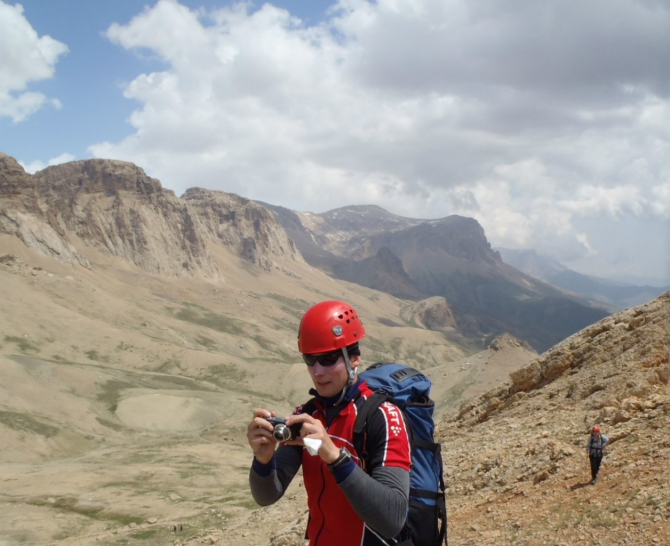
[338,463,410,538]
[249,444,302,506]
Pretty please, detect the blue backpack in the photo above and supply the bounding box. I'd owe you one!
[355,363,448,546]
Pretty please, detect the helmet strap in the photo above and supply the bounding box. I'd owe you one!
[342,346,356,385]
[332,347,356,406]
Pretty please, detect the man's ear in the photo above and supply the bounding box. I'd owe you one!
[350,355,361,369]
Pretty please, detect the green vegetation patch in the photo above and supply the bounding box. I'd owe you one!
[85,349,110,363]
[361,335,387,363]
[130,529,159,540]
[250,335,294,362]
[24,497,143,526]
[195,335,217,348]
[201,363,248,387]
[4,335,40,353]
[167,303,251,336]
[266,293,310,317]
[0,410,60,437]
[440,368,478,409]
[97,380,135,413]
[154,357,182,373]
[378,317,404,328]
[96,417,125,431]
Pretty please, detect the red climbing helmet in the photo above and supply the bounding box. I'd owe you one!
[592,425,600,433]
[298,300,366,354]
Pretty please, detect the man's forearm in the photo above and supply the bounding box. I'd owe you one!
[249,445,302,506]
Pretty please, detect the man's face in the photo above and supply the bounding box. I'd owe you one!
[306,354,360,398]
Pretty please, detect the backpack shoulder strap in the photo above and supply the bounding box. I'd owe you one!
[353,392,389,473]
[299,398,317,416]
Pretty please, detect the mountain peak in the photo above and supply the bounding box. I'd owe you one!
[35,158,166,199]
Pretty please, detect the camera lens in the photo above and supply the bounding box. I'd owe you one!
[273,424,292,442]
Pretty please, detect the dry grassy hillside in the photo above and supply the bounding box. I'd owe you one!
[0,231,474,546]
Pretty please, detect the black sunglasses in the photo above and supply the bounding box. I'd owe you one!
[302,350,343,367]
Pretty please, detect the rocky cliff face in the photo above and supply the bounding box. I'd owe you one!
[455,291,669,427]
[0,154,303,276]
[350,216,501,267]
[331,246,425,300]
[34,159,215,276]
[0,153,90,267]
[183,188,302,273]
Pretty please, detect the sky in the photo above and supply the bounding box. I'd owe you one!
[1,0,669,286]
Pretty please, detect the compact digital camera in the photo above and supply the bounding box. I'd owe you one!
[265,417,302,442]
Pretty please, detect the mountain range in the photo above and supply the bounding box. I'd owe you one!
[261,203,611,352]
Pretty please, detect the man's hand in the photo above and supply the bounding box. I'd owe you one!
[247,408,278,465]
[286,413,341,464]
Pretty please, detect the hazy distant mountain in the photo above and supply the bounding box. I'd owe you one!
[265,205,609,352]
[495,247,567,280]
[497,248,669,309]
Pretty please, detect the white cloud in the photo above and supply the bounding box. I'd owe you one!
[0,1,68,122]
[92,0,670,282]
[20,153,75,174]
[651,184,670,219]
[560,185,647,218]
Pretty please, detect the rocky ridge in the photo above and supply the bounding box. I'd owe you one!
[438,291,670,544]
[455,293,669,427]
[1,153,302,277]
[183,188,302,274]
[0,153,90,268]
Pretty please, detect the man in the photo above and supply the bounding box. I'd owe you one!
[586,425,609,485]
[247,300,412,546]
